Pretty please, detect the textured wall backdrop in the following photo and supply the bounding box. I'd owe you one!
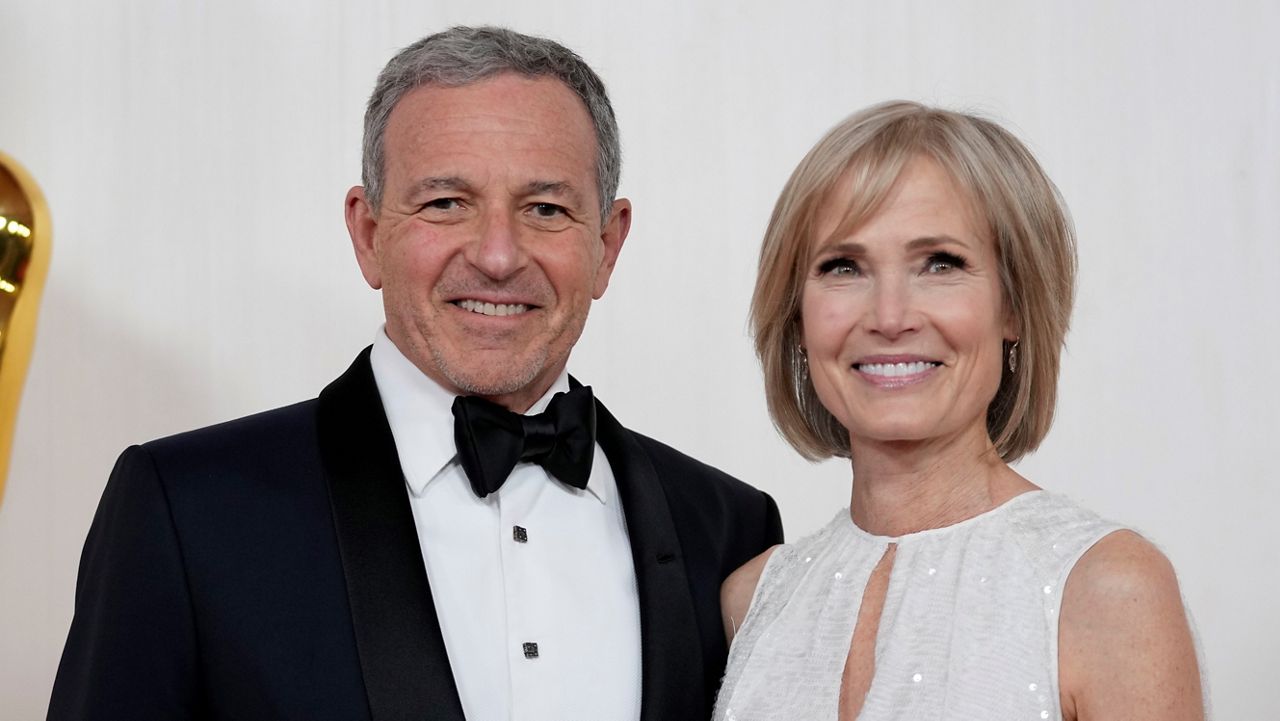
[2,1,1276,717]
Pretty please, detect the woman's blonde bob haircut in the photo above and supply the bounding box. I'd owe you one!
[752,101,1076,463]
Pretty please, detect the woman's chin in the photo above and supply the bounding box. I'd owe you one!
[847,417,986,451]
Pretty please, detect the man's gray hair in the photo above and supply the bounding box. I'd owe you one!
[362,26,621,219]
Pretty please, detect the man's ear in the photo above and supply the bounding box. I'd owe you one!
[345,186,383,290]
[592,198,632,299]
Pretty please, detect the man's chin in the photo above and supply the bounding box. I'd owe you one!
[449,374,538,398]
[433,350,553,402]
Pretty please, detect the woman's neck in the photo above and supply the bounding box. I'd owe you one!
[847,424,1035,538]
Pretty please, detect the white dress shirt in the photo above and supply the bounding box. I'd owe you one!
[369,329,642,721]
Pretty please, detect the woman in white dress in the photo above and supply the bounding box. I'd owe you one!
[715,102,1205,721]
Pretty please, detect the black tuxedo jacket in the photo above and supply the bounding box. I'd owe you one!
[49,350,782,720]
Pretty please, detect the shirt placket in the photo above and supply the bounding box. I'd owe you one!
[500,465,547,721]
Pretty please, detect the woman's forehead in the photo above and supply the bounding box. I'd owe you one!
[808,155,989,254]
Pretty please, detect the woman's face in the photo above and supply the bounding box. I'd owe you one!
[801,157,1014,450]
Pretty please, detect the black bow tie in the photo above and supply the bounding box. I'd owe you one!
[451,385,596,498]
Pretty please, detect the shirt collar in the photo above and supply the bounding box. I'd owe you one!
[369,328,606,504]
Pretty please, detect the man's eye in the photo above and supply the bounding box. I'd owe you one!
[423,198,461,211]
[817,258,859,276]
[530,203,567,218]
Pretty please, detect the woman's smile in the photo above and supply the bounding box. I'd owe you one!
[852,357,943,389]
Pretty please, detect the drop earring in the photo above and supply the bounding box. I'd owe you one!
[1008,340,1019,374]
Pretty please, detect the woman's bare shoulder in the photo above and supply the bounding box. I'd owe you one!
[1058,530,1203,721]
[720,545,781,643]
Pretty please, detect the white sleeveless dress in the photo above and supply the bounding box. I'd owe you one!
[714,491,1125,721]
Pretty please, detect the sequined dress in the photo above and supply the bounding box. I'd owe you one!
[714,491,1124,721]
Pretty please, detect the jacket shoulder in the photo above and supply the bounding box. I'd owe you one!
[628,431,781,540]
[630,431,757,497]
[139,400,320,474]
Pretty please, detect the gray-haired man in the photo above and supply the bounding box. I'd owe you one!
[50,26,781,721]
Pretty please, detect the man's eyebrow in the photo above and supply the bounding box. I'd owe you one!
[521,180,585,206]
[407,176,471,196]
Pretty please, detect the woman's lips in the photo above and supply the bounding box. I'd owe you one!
[853,359,941,388]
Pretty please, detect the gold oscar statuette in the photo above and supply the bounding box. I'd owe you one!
[0,151,51,507]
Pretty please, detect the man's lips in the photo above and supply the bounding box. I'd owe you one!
[450,298,538,317]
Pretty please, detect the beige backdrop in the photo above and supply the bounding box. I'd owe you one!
[2,1,1277,718]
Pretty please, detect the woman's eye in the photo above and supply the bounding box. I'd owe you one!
[818,258,860,276]
[925,252,967,274]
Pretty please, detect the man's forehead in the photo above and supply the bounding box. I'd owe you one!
[381,74,599,208]
[384,78,594,158]
[392,73,589,125]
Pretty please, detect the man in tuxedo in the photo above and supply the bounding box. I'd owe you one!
[48,25,781,721]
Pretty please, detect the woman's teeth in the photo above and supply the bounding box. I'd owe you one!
[857,361,939,377]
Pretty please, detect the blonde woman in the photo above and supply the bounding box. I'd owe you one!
[716,102,1205,721]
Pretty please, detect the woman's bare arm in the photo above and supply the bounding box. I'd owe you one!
[1058,530,1204,721]
[720,546,779,644]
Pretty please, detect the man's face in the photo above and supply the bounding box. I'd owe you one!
[346,73,630,411]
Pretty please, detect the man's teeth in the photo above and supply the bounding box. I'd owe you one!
[858,361,939,377]
[457,299,529,317]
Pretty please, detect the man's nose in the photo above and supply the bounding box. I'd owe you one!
[466,209,528,281]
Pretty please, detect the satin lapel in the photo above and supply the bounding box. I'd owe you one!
[318,349,465,721]
[593,399,704,721]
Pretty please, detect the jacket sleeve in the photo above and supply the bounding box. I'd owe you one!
[47,445,203,720]
[761,491,784,547]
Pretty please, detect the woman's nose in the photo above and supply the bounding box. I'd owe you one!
[868,276,919,339]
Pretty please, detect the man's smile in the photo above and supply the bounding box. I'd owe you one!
[452,299,535,317]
